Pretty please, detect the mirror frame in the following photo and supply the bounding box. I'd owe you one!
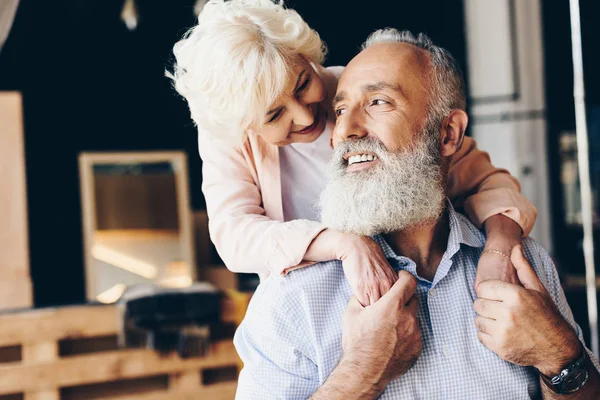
[78,151,196,302]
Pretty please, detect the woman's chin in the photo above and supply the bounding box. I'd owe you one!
[289,124,325,144]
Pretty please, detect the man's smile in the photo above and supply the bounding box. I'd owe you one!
[343,151,381,172]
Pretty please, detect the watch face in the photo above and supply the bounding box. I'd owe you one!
[562,369,588,392]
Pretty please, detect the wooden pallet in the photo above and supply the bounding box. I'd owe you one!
[0,294,250,400]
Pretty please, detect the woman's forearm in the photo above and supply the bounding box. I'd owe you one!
[483,214,522,254]
[304,228,347,262]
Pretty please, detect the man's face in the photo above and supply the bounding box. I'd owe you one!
[332,42,432,161]
[319,43,445,236]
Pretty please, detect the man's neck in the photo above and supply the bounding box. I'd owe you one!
[383,209,450,281]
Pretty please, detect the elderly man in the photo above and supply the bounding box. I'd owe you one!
[233,29,600,399]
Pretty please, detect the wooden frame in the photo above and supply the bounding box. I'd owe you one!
[0,293,250,399]
[0,91,33,310]
[78,152,195,302]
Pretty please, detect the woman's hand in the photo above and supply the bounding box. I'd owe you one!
[475,215,522,292]
[305,229,397,306]
[335,234,398,306]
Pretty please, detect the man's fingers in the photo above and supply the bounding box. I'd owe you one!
[355,293,369,308]
[474,315,495,335]
[473,298,503,320]
[383,270,418,306]
[477,330,495,351]
[477,279,515,301]
[406,295,418,314]
[346,296,364,313]
[511,245,546,293]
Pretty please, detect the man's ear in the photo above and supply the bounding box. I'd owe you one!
[440,109,468,157]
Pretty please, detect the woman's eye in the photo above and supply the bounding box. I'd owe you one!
[296,78,310,93]
[335,108,345,117]
[267,109,283,123]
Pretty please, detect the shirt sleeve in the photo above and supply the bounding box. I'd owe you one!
[447,136,538,237]
[233,283,319,399]
[522,238,600,372]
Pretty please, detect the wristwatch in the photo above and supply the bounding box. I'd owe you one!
[539,348,589,394]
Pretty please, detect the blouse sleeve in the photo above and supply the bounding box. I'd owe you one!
[198,130,326,276]
[447,136,537,236]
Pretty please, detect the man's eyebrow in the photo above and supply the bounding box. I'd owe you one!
[363,82,404,96]
[332,82,405,108]
[332,91,347,108]
[266,70,307,116]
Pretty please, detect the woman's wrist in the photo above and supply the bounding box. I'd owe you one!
[483,214,522,254]
[305,228,355,263]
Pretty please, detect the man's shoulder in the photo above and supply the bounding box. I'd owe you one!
[236,259,346,354]
[519,237,560,287]
[244,259,346,321]
[262,259,345,301]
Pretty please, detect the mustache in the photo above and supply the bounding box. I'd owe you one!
[332,137,390,165]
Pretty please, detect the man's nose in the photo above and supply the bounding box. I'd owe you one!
[290,100,314,127]
[332,109,367,146]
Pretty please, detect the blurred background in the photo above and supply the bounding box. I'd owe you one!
[0,0,599,398]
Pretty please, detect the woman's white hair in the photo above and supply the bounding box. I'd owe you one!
[167,0,326,146]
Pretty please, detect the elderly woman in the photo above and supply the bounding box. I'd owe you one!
[169,0,536,305]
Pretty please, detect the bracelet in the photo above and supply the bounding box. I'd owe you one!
[482,248,511,261]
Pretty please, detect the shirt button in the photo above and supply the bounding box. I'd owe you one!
[429,288,437,297]
[442,345,451,358]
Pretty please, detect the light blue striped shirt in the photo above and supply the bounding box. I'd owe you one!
[234,206,599,399]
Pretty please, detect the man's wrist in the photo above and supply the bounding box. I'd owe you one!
[313,356,386,399]
[339,355,387,394]
[536,335,582,377]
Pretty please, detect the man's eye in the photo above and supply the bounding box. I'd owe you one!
[371,99,388,106]
[335,108,346,117]
[296,78,310,93]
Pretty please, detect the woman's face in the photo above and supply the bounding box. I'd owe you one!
[252,58,328,146]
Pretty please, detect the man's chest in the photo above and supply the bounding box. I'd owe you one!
[313,262,541,399]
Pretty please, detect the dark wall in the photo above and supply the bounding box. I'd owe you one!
[0,0,467,307]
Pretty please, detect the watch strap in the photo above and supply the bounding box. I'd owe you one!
[540,347,589,394]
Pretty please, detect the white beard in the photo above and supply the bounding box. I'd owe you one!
[319,133,445,237]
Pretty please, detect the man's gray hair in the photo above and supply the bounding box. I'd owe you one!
[362,29,466,124]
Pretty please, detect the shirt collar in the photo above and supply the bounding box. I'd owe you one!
[372,200,485,270]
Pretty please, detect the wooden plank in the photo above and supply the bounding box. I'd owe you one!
[103,382,237,400]
[23,342,59,400]
[168,370,201,391]
[22,342,58,363]
[0,296,242,347]
[24,390,59,400]
[0,341,240,394]
[0,91,32,310]
[0,306,117,347]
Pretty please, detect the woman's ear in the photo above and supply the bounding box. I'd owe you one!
[440,109,468,157]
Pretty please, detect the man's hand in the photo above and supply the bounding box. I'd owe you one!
[475,215,522,290]
[312,271,421,399]
[342,270,422,386]
[474,245,581,376]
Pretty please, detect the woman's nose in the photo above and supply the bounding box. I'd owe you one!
[290,100,314,128]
